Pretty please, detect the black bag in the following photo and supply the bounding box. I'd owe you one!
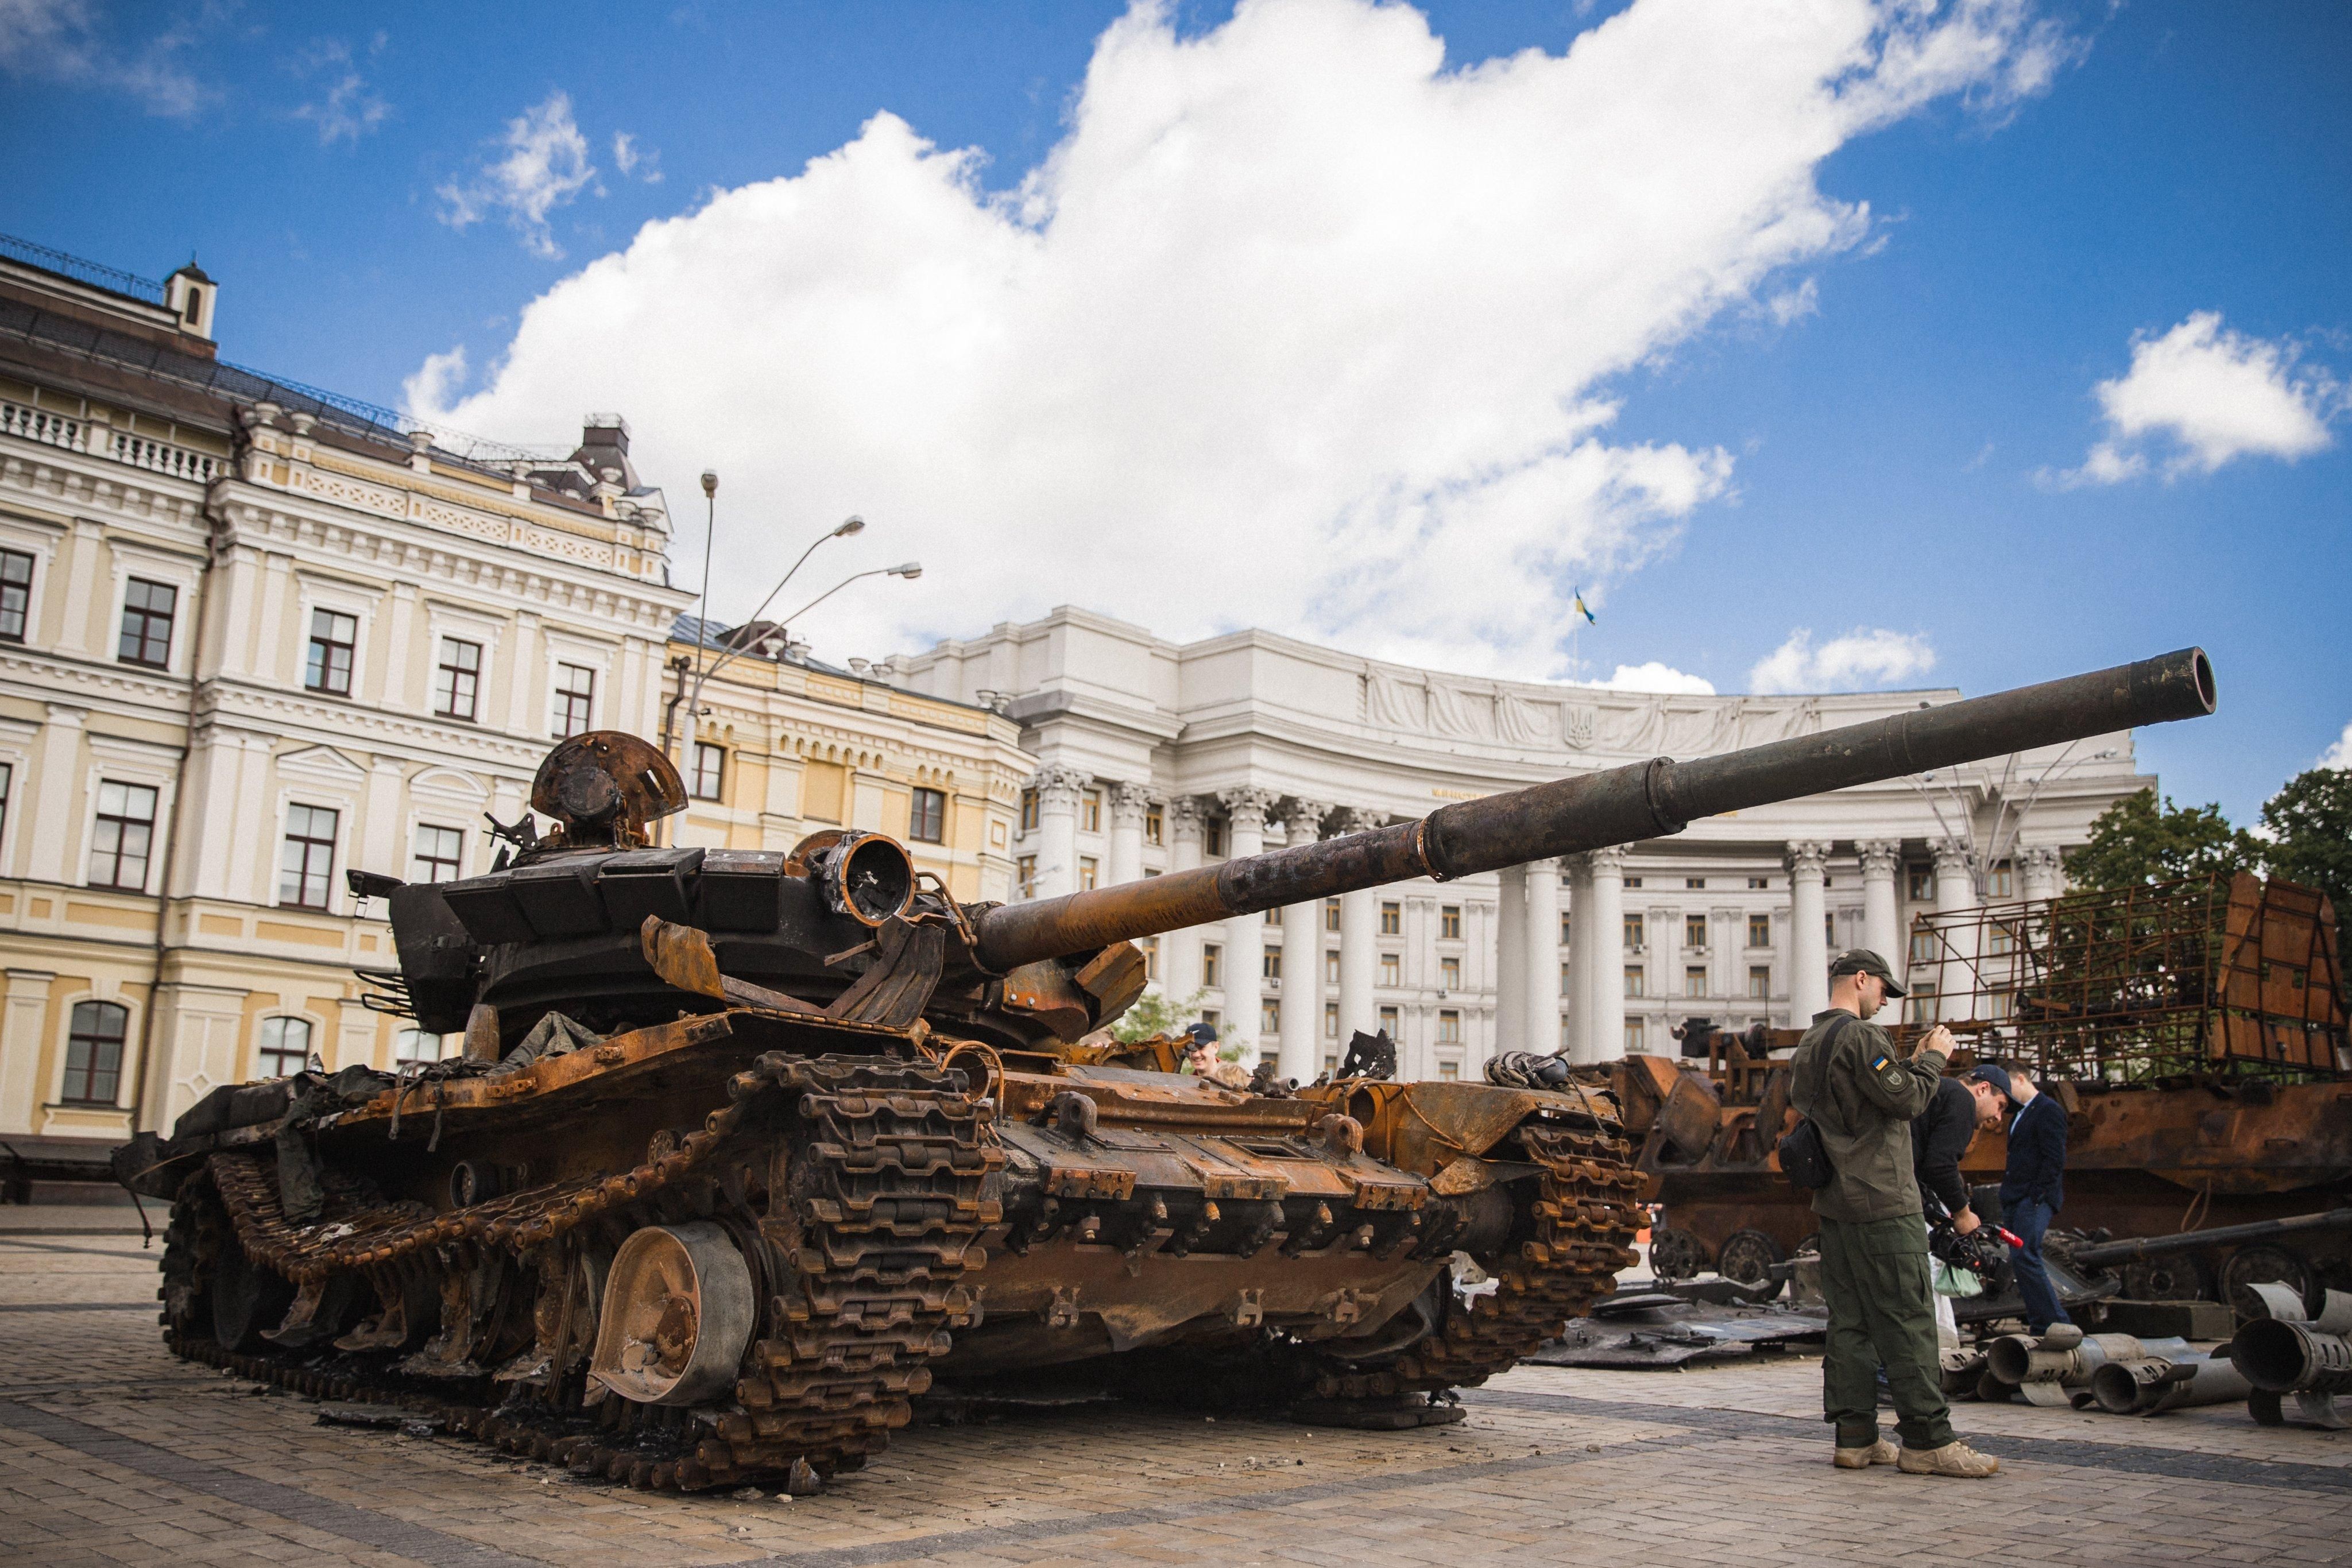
[1777,1015,1848,1190]
[1778,1116,1835,1189]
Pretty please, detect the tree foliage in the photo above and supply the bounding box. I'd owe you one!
[2065,788,2263,892]
[1109,986,1205,1043]
[2261,766,2352,974]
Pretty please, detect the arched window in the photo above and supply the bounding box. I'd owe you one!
[63,1001,129,1105]
[395,1028,451,1064]
[257,1016,314,1078]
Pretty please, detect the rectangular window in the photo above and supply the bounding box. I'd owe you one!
[1380,953,1401,986]
[117,578,177,667]
[1748,965,1771,1001]
[1440,955,1460,990]
[1989,919,2016,957]
[396,1028,451,1064]
[1324,1001,1338,1039]
[1989,862,2014,899]
[1205,819,1227,857]
[411,823,463,884]
[1264,905,1282,927]
[1560,911,1573,946]
[1145,804,1163,846]
[87,780,158,890]
[1440,904,1461,939]
[1624,912,1645,951]
[1560,959,1572,996]
[910,787,946,843]
[1200,1009,1220,1033]
[1909,927,1935,963]
[1379,900,1401,936]
[1908,985,1938,1026]
[1826,912,1837,947]
[257,1016,313,1078]
[1325,951,1341,984]
[278,803,338,909]
[305,607,356,694]
[1262,998,1280,1035]
[1263,948,1281,981]
[1437,1009,1461,1043]
[0,761,10,842]
[1081,789,1101,834]
[1624,1017,1645,1053]
[1686,877,1705,890]
[1624,876,1643,889]
[1685,914,1708,950]
[432,638,481,721]
[1686,965,1708,997]
[1324,898,1340,932]
[551,662,595,736]
[1016,854,1036,893]
[1378,1004,1399,1035]
[691,742,725,802]
[1906,866,1935,903]
[1624,965,1645,998]
[62,1001,128,1105]
[1142,936,1159,982]
[1748,913,1771,948]
[1020,789,1039,832]
[1438,1060,1460,1082]
[1202,944,1222,988]
[1748,876,1769,890]
[0,548,30,642]
[1078,855,1098,891]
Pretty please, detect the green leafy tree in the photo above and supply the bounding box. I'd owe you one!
[1109,986,1206,1044]
[2261,765,2352,977]
[2065,788,2262,892]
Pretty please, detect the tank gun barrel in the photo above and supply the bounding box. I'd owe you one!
[972,647,2214,973]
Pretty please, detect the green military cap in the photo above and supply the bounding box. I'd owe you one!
[1828,947,1906,998]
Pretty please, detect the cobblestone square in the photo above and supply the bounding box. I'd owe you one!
[6,1210,2349,1568]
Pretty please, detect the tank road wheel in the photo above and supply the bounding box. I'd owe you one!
[1649,1228,1707,1283]
[1715,1229,1785,1297]
[2223,1245,2315,1321]
[210,1228,296,1352]
[588,1223,757,1406]
[2119,1253,2215,1304]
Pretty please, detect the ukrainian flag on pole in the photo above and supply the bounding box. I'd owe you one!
[1573,587,1597,625]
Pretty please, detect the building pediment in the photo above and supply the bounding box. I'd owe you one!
[276,743,369,784]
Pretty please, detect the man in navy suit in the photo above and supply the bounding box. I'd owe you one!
[1975,1063,2071,1333]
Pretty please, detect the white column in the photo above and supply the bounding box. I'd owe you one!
[1,970,56,1136]
[1276,799,1329,1085]
[1030,765,1090,900]
[53,519,103,656]
[1163,800,1205,1003]
[1523,858,1561,1056]
[1334,809,1381,1046]
[1494,865,1526,1051]
[1219,786,1277,1064]
[1587,847,1626,1060]
[1934,837,1977,1022]
[1107,782,1152,886]
[335,997,379,1073]
[2018,843,2063,903]
[359,757,405,882]
[256,553,296,687]
[1786,840,1832,1023]
[504,610,541,735]
[1564,853,1593,1062]
[26,704,87,884]
[379,582,420,712]
[1859,839,1903,964]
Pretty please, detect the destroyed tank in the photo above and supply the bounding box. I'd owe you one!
[117,647,2217,1490]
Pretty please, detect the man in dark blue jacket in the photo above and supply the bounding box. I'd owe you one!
[1975,1063,2071,1333]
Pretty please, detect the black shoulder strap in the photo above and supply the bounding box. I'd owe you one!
[1797,1013,1855,1130]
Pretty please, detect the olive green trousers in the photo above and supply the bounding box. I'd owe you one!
[1817,1212,1954,1451]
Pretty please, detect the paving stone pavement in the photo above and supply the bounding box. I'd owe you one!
[3,1225,2350,1567]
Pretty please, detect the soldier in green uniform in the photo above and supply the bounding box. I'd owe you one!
[1791,950,2001,1478]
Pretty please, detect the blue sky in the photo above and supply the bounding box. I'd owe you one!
[3,1,2346,825]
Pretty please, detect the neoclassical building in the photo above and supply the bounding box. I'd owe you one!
[892,607,2151,1085]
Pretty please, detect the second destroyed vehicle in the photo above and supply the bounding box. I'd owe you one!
[117,649,2218,1489]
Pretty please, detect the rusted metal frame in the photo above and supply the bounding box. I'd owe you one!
[974,649,2215,972]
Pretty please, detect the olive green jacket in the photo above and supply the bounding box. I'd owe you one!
[1788,1008,1948,1224]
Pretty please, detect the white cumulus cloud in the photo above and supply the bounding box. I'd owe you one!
[1593,661,1716,695]
[2321,722,2352,772]
[438,91,598,258]
[412,0,2074,674]
[0,0,212,116]
[1748,627,1935,694]
[2046,311,2339,487]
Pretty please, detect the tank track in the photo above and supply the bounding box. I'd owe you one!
[161,1053,996,1492]
[1311,1121,1646,1400]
